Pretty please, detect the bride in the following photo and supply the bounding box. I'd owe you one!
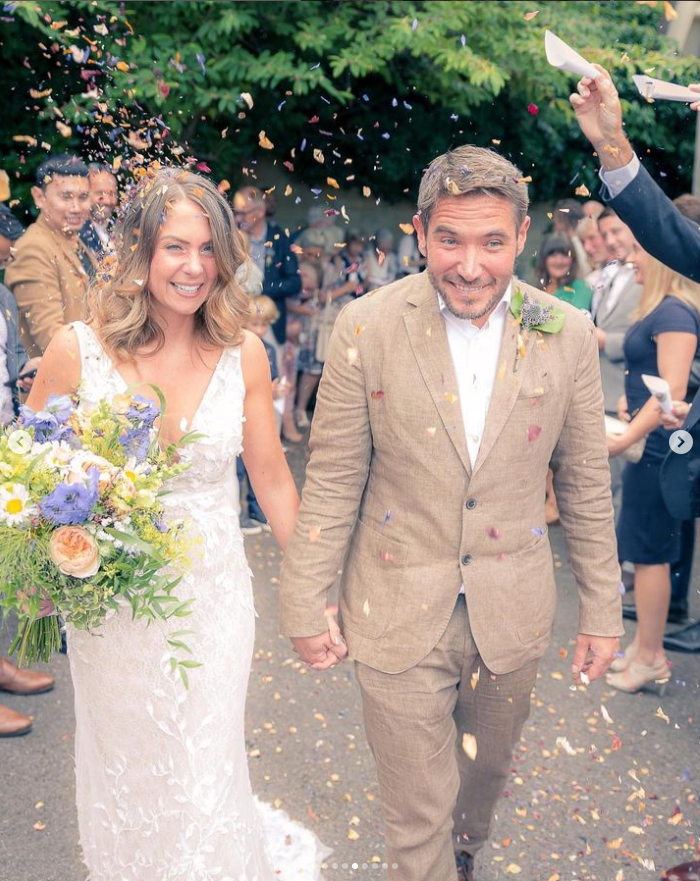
[26,168,342,880]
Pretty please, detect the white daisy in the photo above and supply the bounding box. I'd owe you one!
[0,483,37,526]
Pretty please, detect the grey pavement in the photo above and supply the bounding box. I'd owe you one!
[1,439,699,881]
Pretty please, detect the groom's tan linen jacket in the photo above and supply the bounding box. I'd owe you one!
[280,273,623,675]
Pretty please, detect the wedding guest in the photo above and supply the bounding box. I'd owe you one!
[0,202,24,269]
[552,198,591,276]
[576,215,609,291]
[594,207,643,521]
[605,244,699,694]
[536,233,592,310]
[583,199,604,219]
[397,229,424,277]
[293,260,323,430]
[5,154,95,357]
[238,296,283,535]
[537,234,593,523]
[621,194,700,630]
[80,162,118,261]
[232,186,300,348]
[364,227,399,289]
[293,204,344,256]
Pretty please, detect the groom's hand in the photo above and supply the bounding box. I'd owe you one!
[291,631,348,670]
[571,633,619,684]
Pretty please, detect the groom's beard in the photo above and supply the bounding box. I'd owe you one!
[428,269,511,322]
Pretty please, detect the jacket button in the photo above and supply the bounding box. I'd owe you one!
[466,498,477,510]
[461,554,472,566]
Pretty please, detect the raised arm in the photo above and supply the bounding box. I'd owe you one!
[570,64,700,282]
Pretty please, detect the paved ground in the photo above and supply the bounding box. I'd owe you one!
[1,439,699,881]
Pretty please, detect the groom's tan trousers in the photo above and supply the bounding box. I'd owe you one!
[355,595,539,881]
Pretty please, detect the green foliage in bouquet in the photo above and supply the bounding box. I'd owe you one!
[0,388,204,685]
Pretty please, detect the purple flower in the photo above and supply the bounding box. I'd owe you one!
[19,394,74,443]
[40,469,99,525]
[118,427,150,462]
[127,395,160,427]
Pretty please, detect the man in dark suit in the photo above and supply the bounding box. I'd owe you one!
[233,186,301,346]
[79,162,118,262]
[569,63,700,282]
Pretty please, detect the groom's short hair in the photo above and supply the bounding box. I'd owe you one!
[417,145,529,231]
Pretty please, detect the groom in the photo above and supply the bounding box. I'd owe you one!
[280,145,623,881]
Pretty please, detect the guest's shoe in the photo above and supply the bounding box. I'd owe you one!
[240,517,263,537]
[0,658,55,695]
[282,421,303,444]
[664,621,700,654]
[609,642,637,673]
[662,859,700,880]
[622,605,690,625]
[0,703,33,737]
[295,408,311,429]
[605,658,670,694]
[455,851,475,881]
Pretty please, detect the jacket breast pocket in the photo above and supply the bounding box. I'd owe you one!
[340,519,408,640]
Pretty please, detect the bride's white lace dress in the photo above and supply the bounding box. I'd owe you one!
[68,322,328,881]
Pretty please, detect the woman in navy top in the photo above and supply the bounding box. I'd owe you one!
[605,244,700,695]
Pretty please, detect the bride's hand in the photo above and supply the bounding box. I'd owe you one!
[325,606,348,661]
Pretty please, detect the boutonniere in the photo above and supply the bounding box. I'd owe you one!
[509,287,565,371]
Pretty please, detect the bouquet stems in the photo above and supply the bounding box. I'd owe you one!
[10,616,62,666]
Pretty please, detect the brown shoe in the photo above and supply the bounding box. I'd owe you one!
[0,703,33,737]
[662,860,700,880]
[0,657,55,695]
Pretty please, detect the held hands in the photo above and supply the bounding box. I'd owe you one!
[290,607,348,671]
[572,633,618,684]
[659,400,691,430]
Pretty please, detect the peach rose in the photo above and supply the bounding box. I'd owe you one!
[49,525,100,579]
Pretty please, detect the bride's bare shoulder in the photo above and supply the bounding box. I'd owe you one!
[25,324,82,409]
[239,329,271,387]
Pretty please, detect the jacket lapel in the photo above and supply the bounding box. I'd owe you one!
[403,279,472,476]
[597,268,632,325]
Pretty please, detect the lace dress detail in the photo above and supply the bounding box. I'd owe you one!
[68,322,328,881]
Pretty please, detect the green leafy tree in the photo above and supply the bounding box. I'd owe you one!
[1,0,698,217]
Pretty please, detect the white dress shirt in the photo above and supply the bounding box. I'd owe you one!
[439,282,513,468]
[598,154,641,199]
[439,283,512,596]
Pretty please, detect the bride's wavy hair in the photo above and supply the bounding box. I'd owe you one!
[88,168,249,357]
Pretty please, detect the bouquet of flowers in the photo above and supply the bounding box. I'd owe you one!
[0,389,200,681]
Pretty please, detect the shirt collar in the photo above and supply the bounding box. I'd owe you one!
[437,281,513,328]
